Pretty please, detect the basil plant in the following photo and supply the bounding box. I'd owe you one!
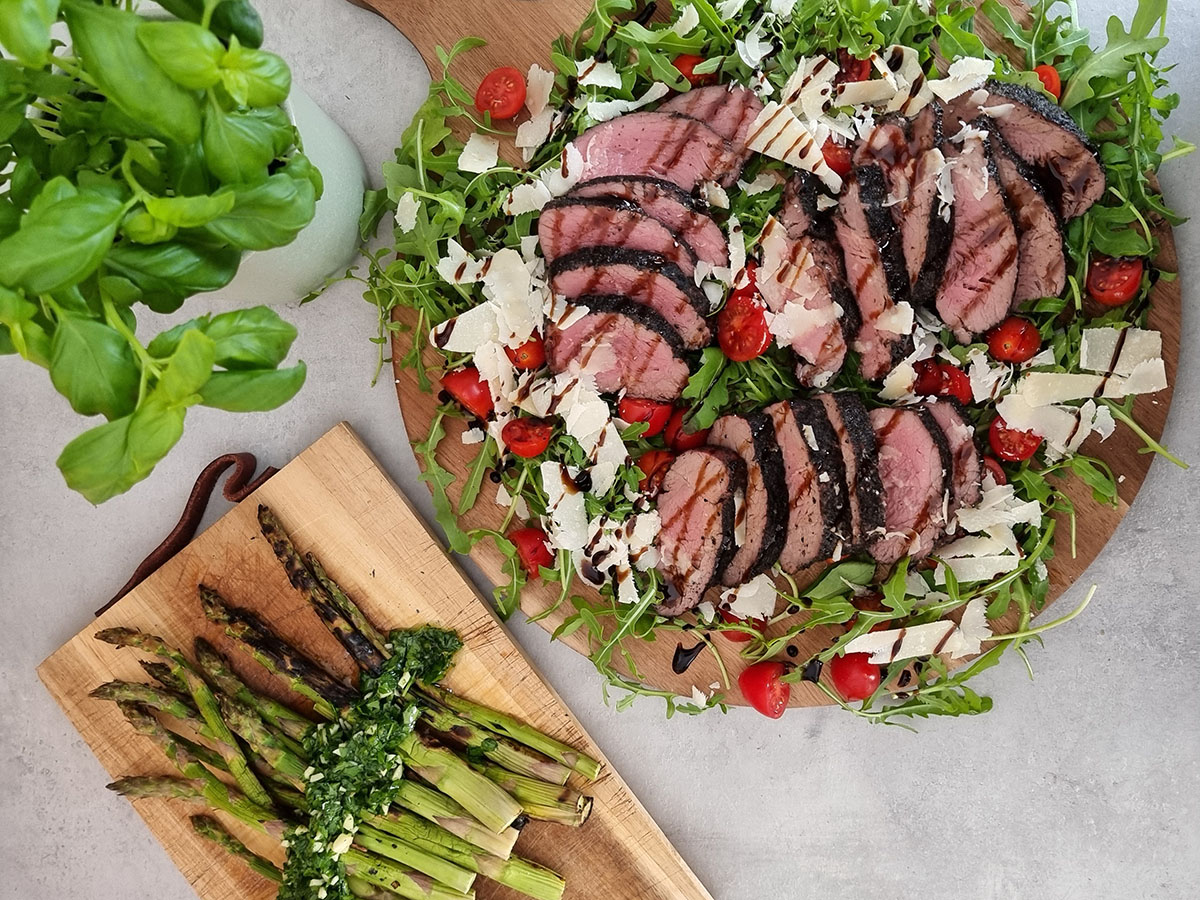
[0,0,320,503]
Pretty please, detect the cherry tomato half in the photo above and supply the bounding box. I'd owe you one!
[912,359,971,405]
[987,316,1041,363]
[441,367,493,420]
[1087,255,1144,307]
[663,407,710,451]
[672,53,716,88]
[618,396,673,438]
[836,48,873,84]
[504,336,546,370]
[717,265,771,363]
[828,652,881,702]
[719,609,767,643]
[474,66,526,120]
[982,456,1008,486]
[912,358,944,395]
[989,416,1043,462]
[509,527,554,577]
[637,449,676,494]
[821,136,853,178]
[501,417,553,458]
[738,661,791,718]
[1033,64,1062,101]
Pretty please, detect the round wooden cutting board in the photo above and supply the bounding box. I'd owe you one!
[354,0,1183,707]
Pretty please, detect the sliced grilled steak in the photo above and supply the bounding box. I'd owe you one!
[569,176,729,268]
[903,145,954,307]
[658,84,764,156]
[925,398,982,524]
[817,392,885,551]
[835,165,913,379]
[571,110,743,190]
[936,135,1019,341]
[549,247,711,349]
[655,447,747,616]
[869,406,952,565]
[908,102,942,156]
[767,398,847,570]
[952,80,1104,219]
[708,412,788,584]
[544,295,690,400]
[537,196,697,276]
[980,121,1067,303]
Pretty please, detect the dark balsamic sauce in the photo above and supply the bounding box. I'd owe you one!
[800,658,824,683]
[671,642,705,675]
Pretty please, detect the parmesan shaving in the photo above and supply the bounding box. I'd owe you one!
[720,573,778,620]
[394,191,419,233]
[458,132,499,173]
[586,81,670,124]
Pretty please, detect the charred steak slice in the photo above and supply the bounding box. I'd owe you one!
[936,135,1019,342]
[570,110,743,189]
[869,406,952,565]
[659,84,765,156]
[537,196,697,276]
[655,447,747,616]
[708,411,788,585]
[952,80,1104,219]
[544,294,690,400]
[817,392,884,551]
[549,247,711,349]
[925,398,982,524]
[767,398,847,571]
[570,176,729,268]
[835,165,913,380]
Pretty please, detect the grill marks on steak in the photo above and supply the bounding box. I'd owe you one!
[549,247,712,349]
[659,84,765,158]
[655,447,747,616]
[869,406,951,565]
[708,412,789,584]
[538,196,698,276]
[925,398,982,523]
[936,135,1019,341]
[544,294,690,400]
[817,392,884,551]
[569,176,730,268]
[570,110,743,190]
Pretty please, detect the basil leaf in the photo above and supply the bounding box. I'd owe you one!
[0,190,124,294]
[157,327,215,404]
[155,0,263,49]
[203,172,316,251]
[63,1,202,144]
[219,38,291,108]
[0,0,60,67]
[48,314,139,419]
[121,209,179,245]
[144,189,236,228]
[103,240,241,312]
[282,151,324,201]
[205,306,298,369]
[136,20,224,91]
[0,284,51,366]
[199,362,306,411]
[201,94,278,185]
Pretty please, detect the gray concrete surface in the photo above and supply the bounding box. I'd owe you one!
[2,2,1198,898]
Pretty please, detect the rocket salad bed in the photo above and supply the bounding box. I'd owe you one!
[360,0,1188,725]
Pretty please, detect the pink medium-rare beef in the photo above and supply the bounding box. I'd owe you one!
[549,247,711,349]
[980,121,1067,303]
[936,136,1019,342]
[655,447,747,616]
[952,80,1104,220]
[869,406,952,565]
[570,111,743,190]
[835,166,913,380]
[925,398,982,523]
[707,411,788,585]
[544,295,690,400]
[767,398,848,571]
[817,392,885,551]
[901,145,954,307]
[908,102,941,156]
[658,84,764,156]
[537,196,697,276]
[569,176,729,268]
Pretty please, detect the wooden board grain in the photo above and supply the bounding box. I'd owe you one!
[38,423,715,900]
[366,0,1184,706]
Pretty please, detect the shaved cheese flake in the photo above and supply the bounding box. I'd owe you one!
[836,78,896,107]
[481,248,542,346]
[394,191,419,233]
[671,3,700,35]
[716,0,747,15]
[586,81,670,124]
[429,302,498,353]
[700,180,730,209]
[474,340,517,409]
[747,102,842,191]
[540,462,588,551]
[955,480,1042,533]
[539,143,586,195]
[526,64,555,117]
[879,360,917,401]
[576,57,621,89]
[515,109,559,162]
[735,18,771,69]
[953,596,991,657]
[980,102,1015,117]
[732,489,746,547]
[737,171,783,195]
[727,215,746,282]
[940,532,1018,559]
[696,600,716,623]
[504,179,553,216]
[966,346,1012,402]
[844,621,960,664]
[933,149,955,221]
[436,239,487,285]
[883,45,934,115]
[1080,326,1163,377]
[935,554,1020,585]
[769,0,798,16]
[461,427,485,445]
[929,56,994,102]
[721,573,778,620]
[1120,357,1168,395]
[458,132,499,173]
[781,55,838,120]
[875,300,914,336]
[1023,347,1056,370]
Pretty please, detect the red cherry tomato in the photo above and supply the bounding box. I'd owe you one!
[501,417,553,458]
[821,136,854,178]
[636,449,675,494]
[986,316,1041,363]
[719,609,767,643]
[717,265,771,363]
[474,66,526,120]
[504,336,546,370]
[912,359,971,404]
[836,49,873,84]
[989,416,1043,462]
[912,358,944,395]
[982,456,1008,486]
[509,527,553,577]
[1033,64,1062,101]
[663,407,710,451]
[828,652,881,702]
[738,661,790,718]
[672,53,716,87]
[618,396,673,438]
[1087,255,1144,307]
[938,364,972,405]
[441,367,493,420]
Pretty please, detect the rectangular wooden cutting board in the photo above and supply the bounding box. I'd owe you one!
[38,422,714,900]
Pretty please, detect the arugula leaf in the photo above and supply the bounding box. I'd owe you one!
[1060,1,1168,109]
